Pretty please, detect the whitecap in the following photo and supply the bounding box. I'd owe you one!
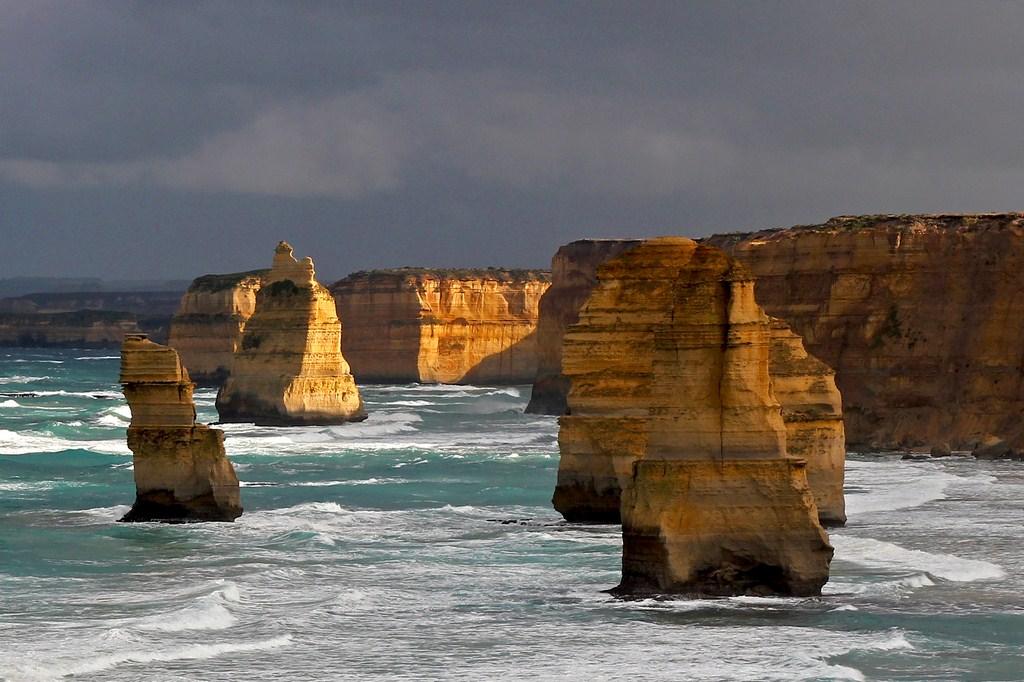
[0,375,48,384]
[74,355,120,360]
[845,465,959,515]
[133,582,241,632]
[0,428,130,455]
[9,635,291,679]
[832,535,1005,581]
[0,399,20,408]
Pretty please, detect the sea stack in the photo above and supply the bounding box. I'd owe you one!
[167,270,266,385]
[551,248,846,528]
[216,242,366,425]
[119,334,241,522]
[768,319,846,526]
[559,237,831,596]
[330,268,551,384]
[525,239,642,414]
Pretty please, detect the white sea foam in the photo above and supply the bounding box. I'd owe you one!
[845,462,961,515]
[0,375,48,384]
[4,635,292,679]
[134,582,240,632]
[832,535,1005,581]
[74,356,120,360]
[12,389,121,400]
[95,404,132,427]
[12,359,63,363]
[0,399,20,408]
[0,428,129,455]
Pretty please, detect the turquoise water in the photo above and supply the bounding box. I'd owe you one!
[1,348,1023,681]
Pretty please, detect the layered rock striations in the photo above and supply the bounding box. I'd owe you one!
[119,334,241,522]
[768,319,846,526]
[330,268,551,384]
[167,270,267,385]
[525,239,642,414]
[707,214,1024,454]
[558,237,832,596]
[216,242,365,425]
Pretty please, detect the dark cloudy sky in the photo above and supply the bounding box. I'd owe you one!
[3,1,1024,281]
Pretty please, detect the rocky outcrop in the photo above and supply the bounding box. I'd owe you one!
[707,214,1024,453]
[119,334,241,522]
[330,268,550,384]
[216,242,365,425]
[167,270,267,385]
[769,319,846,526]
[0,311,145,347]
[525,239,642,414]
[0,291,181,347]
[558,237,831,596]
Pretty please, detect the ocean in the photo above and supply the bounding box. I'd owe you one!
[0,348,1022,681]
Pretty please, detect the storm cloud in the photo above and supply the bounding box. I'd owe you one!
[3,1,1024,279]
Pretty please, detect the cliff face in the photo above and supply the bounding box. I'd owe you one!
[331,269,551,384]
[708,214,1024,453]
[167,271,267,385]
[769,319,846,526]
[525,239,642,414]
[216,242,365,425]
[0,311,149,347]
[558,237,831,597]
[119,334,241,522]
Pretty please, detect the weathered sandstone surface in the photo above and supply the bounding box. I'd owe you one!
[119,334,241,522]
[549,249,845,526]
[707,214,1024,454]
[168,270,267,385]
[558,237,831,596]
[769,319,846,526]
[331,268,550,384]
[525,239,642,414]
[216,242,365,425]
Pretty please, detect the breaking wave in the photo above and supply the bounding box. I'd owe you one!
[832,535,1005,582]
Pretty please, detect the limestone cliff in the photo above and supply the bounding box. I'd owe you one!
[167,270,267,385]
[525,239,642,414]
[0,311,145,347]
[707,214,1024,453]
[769,319,846,526]
[330,268,551,384]
[119,334,241,522]
[216,242,365,425]
[558,237,831,596]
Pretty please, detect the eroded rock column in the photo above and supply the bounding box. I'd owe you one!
[558,237,832,596]
[120,334,242,522]
[216,242,366,425]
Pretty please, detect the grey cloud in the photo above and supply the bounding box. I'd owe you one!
[4,0,1024,277]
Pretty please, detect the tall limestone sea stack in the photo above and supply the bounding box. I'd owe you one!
[167,270,266,385]
[525,239,642,414]
[331,268,550,384]
[550,247,846,528]
[119,334,241,522]
[560,238,832,596]
[706,214,1024,455]
[216,242,366,425]
[768,319,846,526]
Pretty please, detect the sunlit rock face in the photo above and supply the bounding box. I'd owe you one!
[708,213,1024,454]
[768,319,846,527]
[525,239,642,415]
[119,334,242,522]
[167,270,267,385]
[330,269,550,384]
[215,242,365,426]
[556,237,831,597]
